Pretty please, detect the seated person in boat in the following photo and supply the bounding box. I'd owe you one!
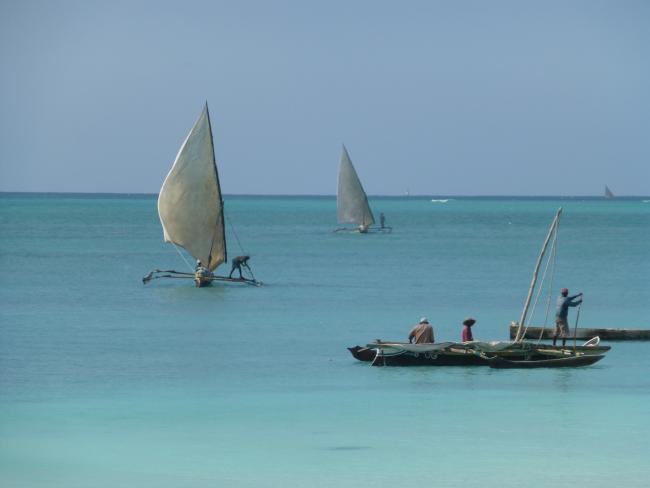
[358,224,369,233]
[461,317,476,342]
[229,255,251,279]
[553,288,583,346]
[195,260,212,279]
[409,317,435,344]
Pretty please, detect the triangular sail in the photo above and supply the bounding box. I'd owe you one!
[604,185,614,198]
[337,145,375,226]
[157,104,227,272]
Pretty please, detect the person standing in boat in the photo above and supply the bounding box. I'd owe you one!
[553,288,583,346]
[379,213,386,229]
[461,317,476,342]
[408,317,435,344]
[229,255,251,279]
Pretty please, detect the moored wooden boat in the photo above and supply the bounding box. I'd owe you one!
[347,346,376,362]
[487,354,605,369]
[349,209,610,369]
[368,342,487,367]
[509,324,650,341]
[354,340,610,367]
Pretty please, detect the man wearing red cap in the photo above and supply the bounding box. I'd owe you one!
[554,288,583,346]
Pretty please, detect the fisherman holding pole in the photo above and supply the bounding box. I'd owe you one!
[229,255,252,279]
[553,288,583,347]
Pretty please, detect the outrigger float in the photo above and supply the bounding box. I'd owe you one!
[509,324,650,341]
[348,208,610,369]
[142,103,261,288]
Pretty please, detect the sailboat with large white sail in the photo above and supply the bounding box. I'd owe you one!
[604,185,615,199]
[335,145,390,233]
[143,103,260,287]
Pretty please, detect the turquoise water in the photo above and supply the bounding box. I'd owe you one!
[1,194,649,487]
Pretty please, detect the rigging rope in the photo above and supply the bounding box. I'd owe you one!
[172,243,195,272]
[522,224,559,341]
[225,214,247,255]
[536,223,559,343]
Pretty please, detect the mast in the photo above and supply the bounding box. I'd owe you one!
[514,207,562,342]
[204,102,227,265]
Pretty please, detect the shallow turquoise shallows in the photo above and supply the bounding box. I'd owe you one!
[1,194,649,488]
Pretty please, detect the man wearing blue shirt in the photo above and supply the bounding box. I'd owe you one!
[554,288,583,346]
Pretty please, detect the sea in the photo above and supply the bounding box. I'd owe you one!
[1,193,649,488]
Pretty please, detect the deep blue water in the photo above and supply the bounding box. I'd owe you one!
[1,194,649,487]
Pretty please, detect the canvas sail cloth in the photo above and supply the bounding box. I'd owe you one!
[604,185,614,198]
[158,104,227,272]
[337,145,375,227]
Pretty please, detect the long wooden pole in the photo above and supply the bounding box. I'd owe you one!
[573,301,582,352]
[515,207,562,342]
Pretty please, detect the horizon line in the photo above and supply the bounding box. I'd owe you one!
[1,191,649,199]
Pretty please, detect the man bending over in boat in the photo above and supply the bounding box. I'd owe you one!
[554,288,583,346]
[408,317,435,344]
[229,255,251,279]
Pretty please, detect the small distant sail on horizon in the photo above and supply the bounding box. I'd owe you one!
[143,103,260,287]
[604,185,614,199]
[336,145,375,230]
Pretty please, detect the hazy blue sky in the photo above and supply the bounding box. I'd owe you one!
[1,0,648,195]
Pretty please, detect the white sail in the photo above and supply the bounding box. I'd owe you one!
[604,185,614,198]
[337,145,375,226]
[157,104,227,272]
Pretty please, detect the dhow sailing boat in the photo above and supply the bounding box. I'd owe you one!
[604,185,614,199]
[143,103,260,287]
[335,145,390,233]
[348,208,609,367]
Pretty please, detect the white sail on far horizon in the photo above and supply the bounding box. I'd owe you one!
[337,145,375,227]
[157,104,227,272]
[604,185,614,198]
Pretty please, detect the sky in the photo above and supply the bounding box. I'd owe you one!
[0,0,648,196]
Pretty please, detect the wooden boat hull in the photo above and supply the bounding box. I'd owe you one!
[349,341,610,367]
[509,324,650,341]
[488,354,605,369]
[347,346,376,362]
[371,349,486,367]
[195,276,212,287]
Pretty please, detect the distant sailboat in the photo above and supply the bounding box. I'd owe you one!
[604,185,615,199]
[143,103,260,287]
[335,145,390,233]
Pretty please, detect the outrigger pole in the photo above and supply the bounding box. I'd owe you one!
[514,207,562,342]
[142,269,194,283]
[142,269,261,286]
